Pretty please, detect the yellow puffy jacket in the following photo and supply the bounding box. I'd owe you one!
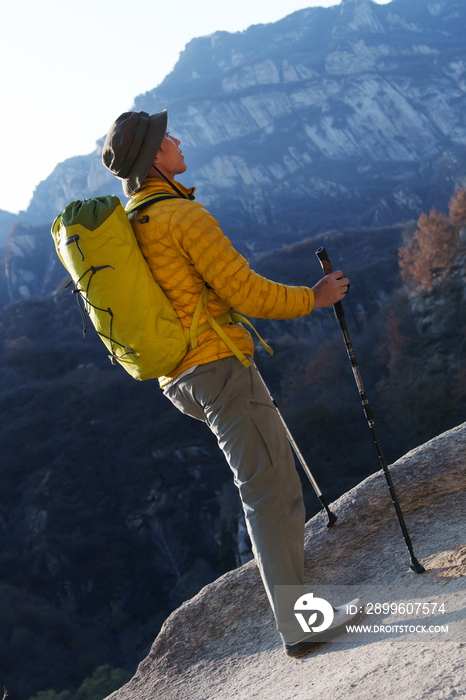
[128,178,315,386]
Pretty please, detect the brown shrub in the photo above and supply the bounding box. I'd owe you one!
[449,187,466,228]
[398,190,466,291]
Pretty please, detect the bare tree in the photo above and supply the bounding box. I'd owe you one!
[150,518,189,580]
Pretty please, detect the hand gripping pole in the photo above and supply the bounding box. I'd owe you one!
[315,247,425,573]
[254,363,337,527]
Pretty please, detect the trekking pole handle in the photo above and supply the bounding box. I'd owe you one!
[315,246,333,276]
[315,247,345,319]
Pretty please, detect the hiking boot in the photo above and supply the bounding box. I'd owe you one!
[284,597,365,658]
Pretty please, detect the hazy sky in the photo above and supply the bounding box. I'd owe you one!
[1,0,391,214]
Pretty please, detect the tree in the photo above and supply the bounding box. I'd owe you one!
[399,211,457,290]
[399,188,466,291]
[449,187,466,228]
[27,666,132,700]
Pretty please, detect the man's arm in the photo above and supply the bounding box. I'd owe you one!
[175,203,347,319]
[175,202,338,319]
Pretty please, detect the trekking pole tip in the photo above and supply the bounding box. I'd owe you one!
[319,494,338,528]
[410,561,426,574]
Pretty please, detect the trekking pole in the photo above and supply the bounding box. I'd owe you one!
[315,247,425,573]
[254,363,337,527]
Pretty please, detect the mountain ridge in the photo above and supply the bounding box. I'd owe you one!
[1,0,465,253]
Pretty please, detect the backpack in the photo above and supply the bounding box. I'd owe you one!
[51,193,195,380]
[51,194,272,381]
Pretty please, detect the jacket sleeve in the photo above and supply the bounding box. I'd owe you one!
[173,201,314,320]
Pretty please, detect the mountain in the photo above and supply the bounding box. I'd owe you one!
[135,0,466,254]
[1,0,466,259]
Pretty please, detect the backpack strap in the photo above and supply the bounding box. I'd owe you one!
[187,286,273,367]
[126,193,179,220]
[127,194,273,366]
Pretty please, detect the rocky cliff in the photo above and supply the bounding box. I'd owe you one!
[106,421,466,700]
[2,0,466,258]
[0,221,64,305]
[136,0,466,254]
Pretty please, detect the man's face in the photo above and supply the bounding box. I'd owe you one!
[153,132,187,180]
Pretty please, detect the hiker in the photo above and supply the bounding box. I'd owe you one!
[102,109,364,657]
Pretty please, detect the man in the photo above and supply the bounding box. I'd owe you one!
[102,109,364,657]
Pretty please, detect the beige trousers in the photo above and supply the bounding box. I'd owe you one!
[163,356,307,642]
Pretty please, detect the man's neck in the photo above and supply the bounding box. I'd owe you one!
[148,167,188,199]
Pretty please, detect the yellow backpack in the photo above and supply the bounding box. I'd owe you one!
[51,195,272,380]
[51,194,194,380]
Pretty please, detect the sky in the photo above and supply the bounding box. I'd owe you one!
[0,0,391,215]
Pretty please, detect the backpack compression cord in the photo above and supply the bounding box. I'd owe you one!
[67,262,139,364]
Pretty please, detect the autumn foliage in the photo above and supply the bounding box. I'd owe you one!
[449,187,466,228]
[399,188,466,290]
